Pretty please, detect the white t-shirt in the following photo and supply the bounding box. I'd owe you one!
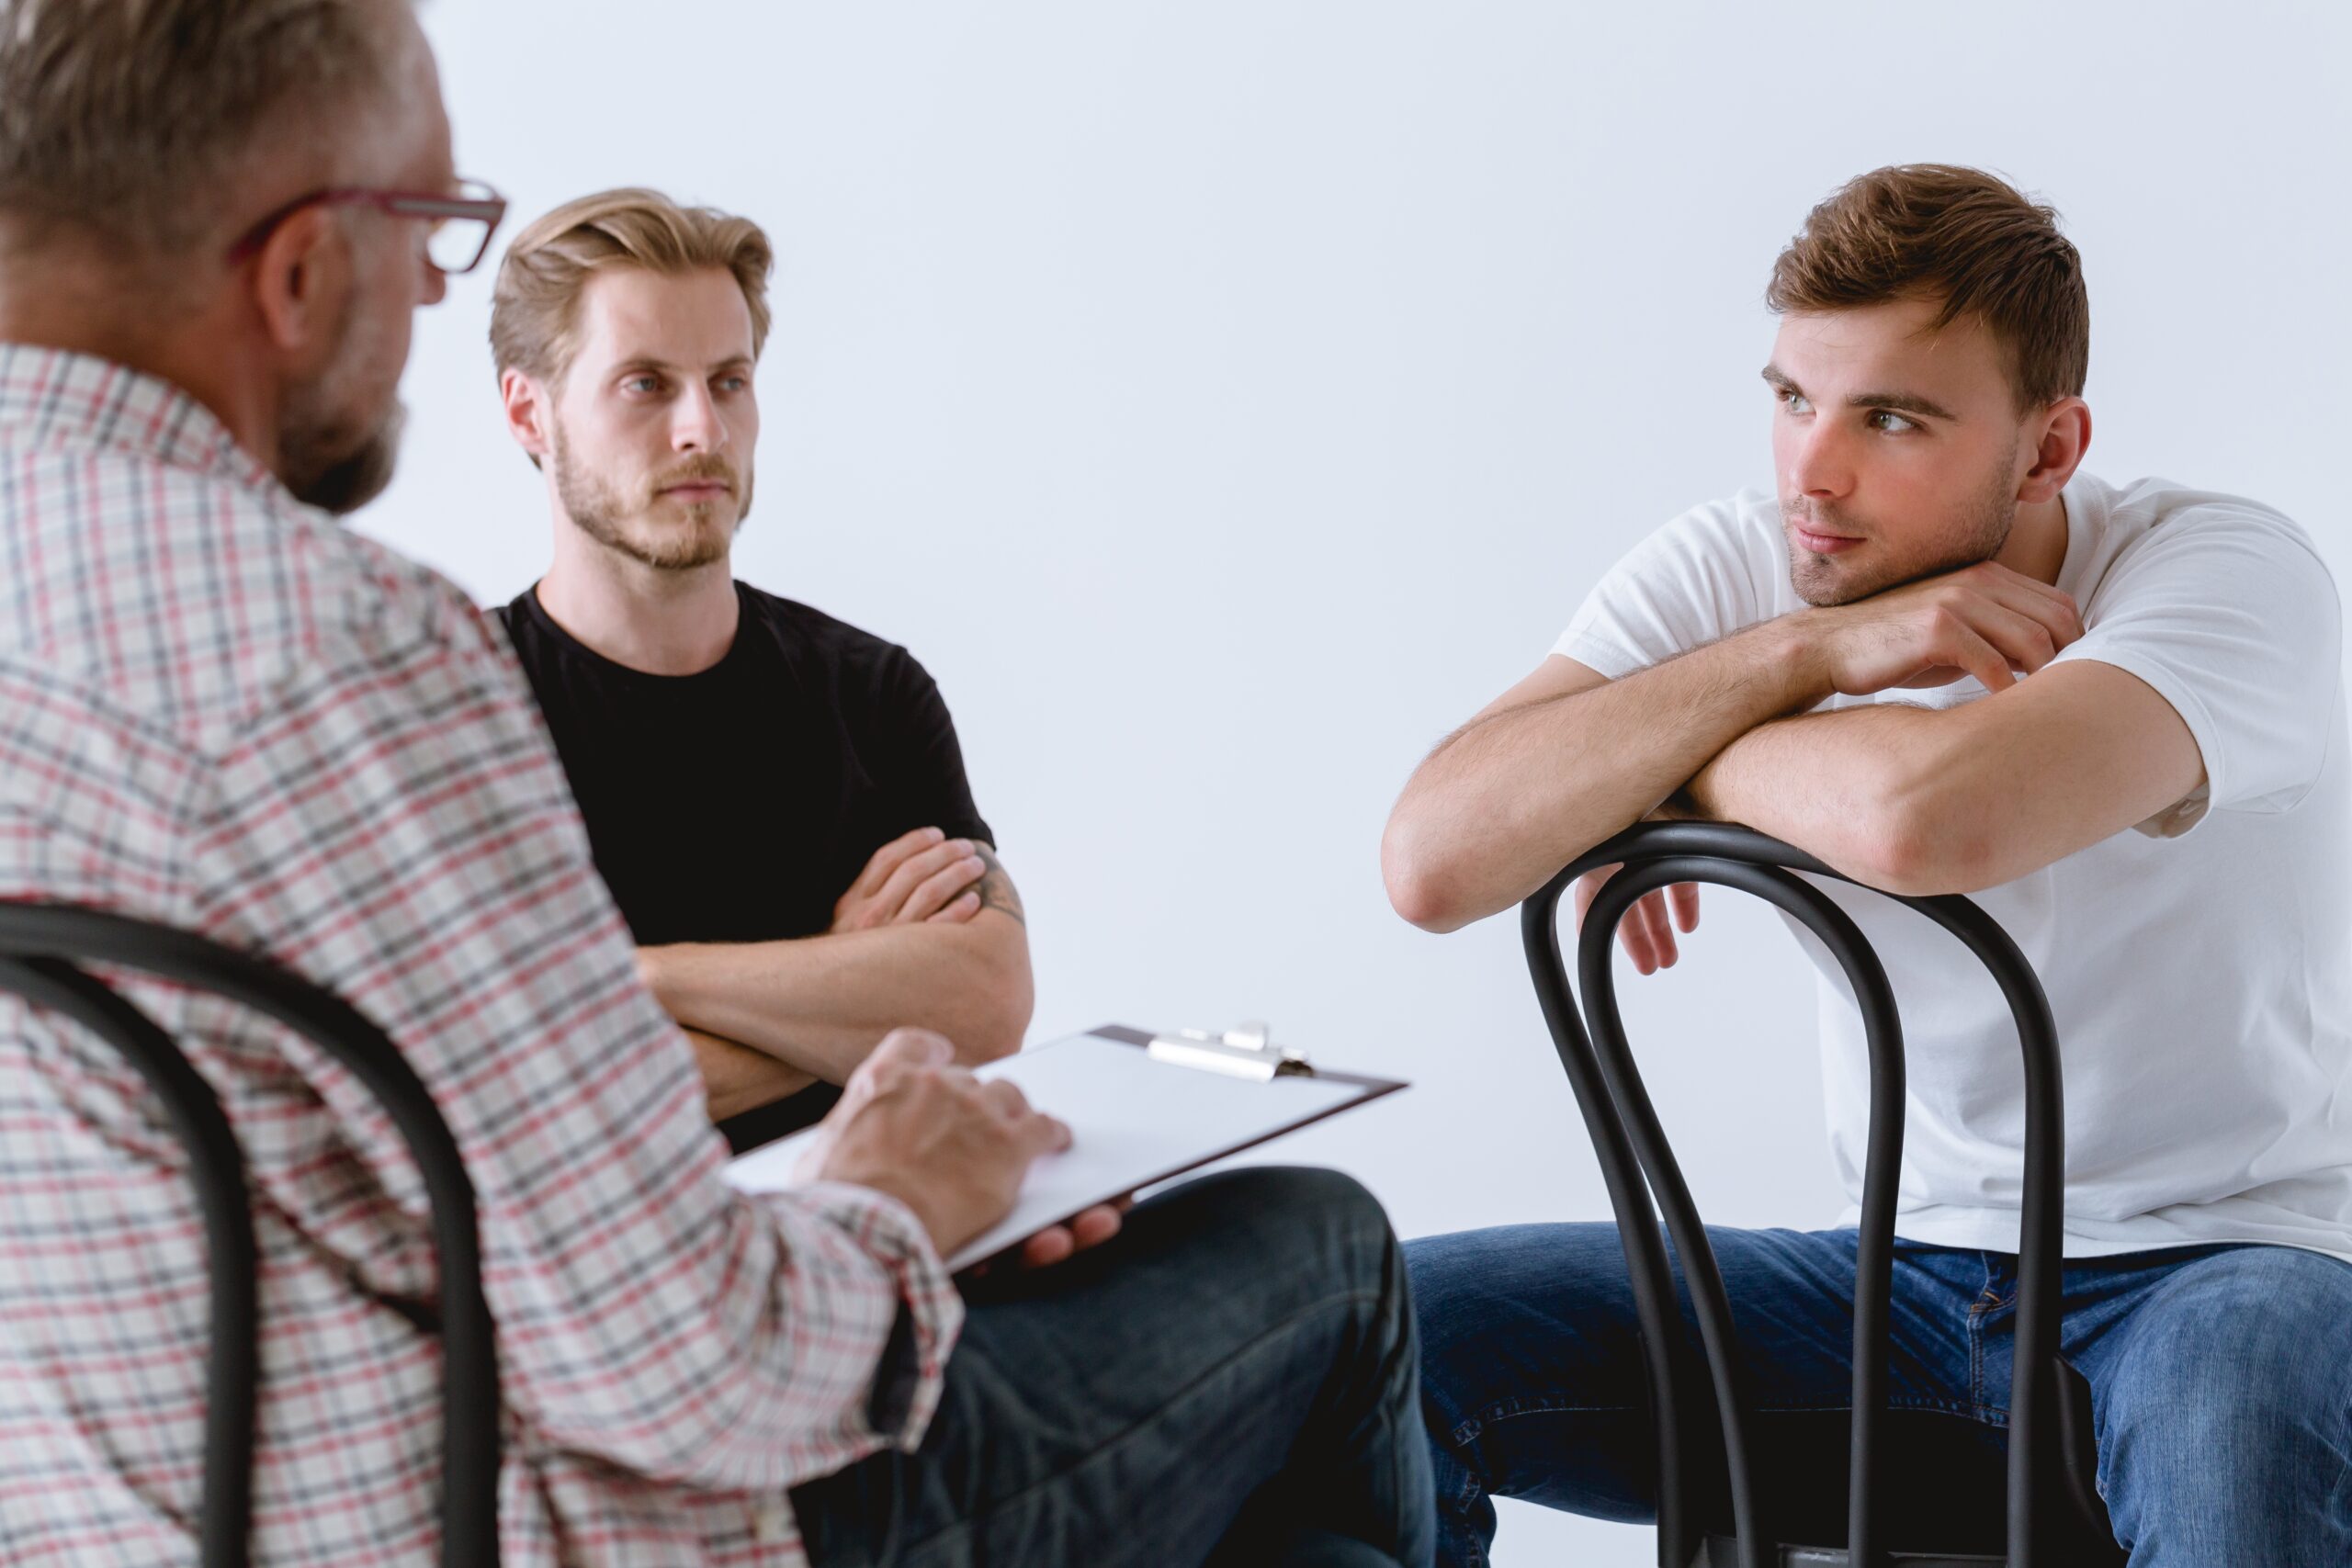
[1555,472,2352,1260]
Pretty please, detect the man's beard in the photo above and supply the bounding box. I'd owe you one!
[274,281,407,516]
[552,427,749,572]
[1784,448,2018,607]
[279,369,406,517]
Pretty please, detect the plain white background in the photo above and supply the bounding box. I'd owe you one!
[375,5,2351,1562]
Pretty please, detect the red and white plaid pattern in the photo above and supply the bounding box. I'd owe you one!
[0,344,963,1566]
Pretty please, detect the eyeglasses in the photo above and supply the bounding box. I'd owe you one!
[227,178,509,275]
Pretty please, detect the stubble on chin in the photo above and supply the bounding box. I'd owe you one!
[554,439,741,572]
[285,400,406,517]
[1781,471,2018,609]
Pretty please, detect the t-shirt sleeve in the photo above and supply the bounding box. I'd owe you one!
[866,648,996,849]
[1553,495,1780,677]
[2048,503,2344,835]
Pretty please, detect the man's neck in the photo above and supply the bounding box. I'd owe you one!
[1994,490,2072,586]
[535,528,741,676]
[0,264,280,471]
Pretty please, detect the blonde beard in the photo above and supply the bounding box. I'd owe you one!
[550,427,747,572]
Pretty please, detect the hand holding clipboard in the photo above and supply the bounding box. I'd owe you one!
[727,1023,1408,1273]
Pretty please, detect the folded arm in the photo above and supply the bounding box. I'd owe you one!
[1382,621,1823,931]
[1679,657,2202,895]
[643,840,1035,1087]
[1385,560,2181,927]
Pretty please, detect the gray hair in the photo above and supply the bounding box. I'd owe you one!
[0,0,409,258]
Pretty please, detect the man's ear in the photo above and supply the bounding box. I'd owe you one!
[501,367,554,471]
[247,206,352,368]
[2018,395,2092,503]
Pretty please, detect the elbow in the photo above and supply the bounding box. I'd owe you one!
[952,935,1034,1064]
[1381,815,1478,934]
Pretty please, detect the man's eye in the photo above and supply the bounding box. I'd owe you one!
[623,376,662,395]
[717,376,748,393]
[1777,389,1812,415]
[1868,410,1919,434]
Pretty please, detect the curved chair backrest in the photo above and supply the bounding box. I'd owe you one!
[1523,821,2105,1568]
[0,905,500,1568]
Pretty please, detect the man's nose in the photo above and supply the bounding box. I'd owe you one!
[1785,419,1852,499]
[672,386,728,453]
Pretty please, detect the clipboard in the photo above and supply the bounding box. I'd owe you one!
[723,1022,1408,1272]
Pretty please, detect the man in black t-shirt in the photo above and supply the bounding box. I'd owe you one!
[485,189,1032,1153]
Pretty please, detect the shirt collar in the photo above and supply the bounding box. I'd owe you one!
[0,342,281,496]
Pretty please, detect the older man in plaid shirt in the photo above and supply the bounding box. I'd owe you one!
[0,4,1431,1566]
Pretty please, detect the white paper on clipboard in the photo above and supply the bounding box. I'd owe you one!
[722,1024,1408,1272]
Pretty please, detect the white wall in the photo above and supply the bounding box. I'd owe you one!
[375,4,2352,1562]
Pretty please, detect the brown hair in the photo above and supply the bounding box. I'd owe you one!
[489,188,775,387]
[1767,164,2088,410]
[0,0,407,257]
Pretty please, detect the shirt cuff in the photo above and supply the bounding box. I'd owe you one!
[791,1179,965,1451]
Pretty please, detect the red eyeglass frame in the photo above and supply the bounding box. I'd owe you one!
[226,179,508,274]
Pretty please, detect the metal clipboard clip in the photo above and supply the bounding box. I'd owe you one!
[1145,1020,1314,1082]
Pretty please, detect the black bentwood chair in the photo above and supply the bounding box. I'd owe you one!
[0,906,500,1568]
[1524,822,2124,1568]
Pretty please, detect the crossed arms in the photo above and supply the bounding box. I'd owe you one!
[1382,560,2207,939]
[639,829,1035,1122]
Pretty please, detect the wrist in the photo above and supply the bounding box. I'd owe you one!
[843,1172,957,1254]
[1754,613,1835,712]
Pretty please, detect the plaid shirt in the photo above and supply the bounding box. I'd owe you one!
[0,344,963,1566]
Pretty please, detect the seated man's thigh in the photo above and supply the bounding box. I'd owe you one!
[1407,1224,1981,1528]
[2084,1244,2352,1566]
[792,1166,1416,1568]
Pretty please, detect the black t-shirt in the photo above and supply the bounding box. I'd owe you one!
[497,581,993,1152]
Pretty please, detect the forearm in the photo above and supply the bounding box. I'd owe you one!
[1681,702,1967,893]
[647,919,1034,1083]
[686,1027,820,1123]
[1385,619,1827,931]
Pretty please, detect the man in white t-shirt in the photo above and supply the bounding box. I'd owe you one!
[1384,164,2351,1566]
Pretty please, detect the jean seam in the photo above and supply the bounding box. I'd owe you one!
[894,1286,1388,1561]
[1453,1394,1636,1444]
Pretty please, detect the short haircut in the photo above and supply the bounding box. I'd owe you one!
[489,188,775,387]
[0,0,406,257]
[1767,164,2089,411]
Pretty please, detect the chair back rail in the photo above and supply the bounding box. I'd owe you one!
[0,906,500,1568]
[1523,821,2070,1568]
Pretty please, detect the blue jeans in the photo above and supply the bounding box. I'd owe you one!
[792,1167,1435,1568]
[1407,1224,2352,1566]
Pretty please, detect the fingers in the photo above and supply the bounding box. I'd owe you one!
[976,1077,1072,1158]
[870,839,984,925]
[869,1026,954,1070]
[1583,868,1696,976]
[1016,1203,1125,1269]
[1018,1224,1077,1269]
[1939,622,2018,693]
[1963,562,2084,642]
[1955,596,2064,677]
[925,890,982,924]
[1949,567,2083,665]
[1571,866,1615,932]
[1636,889,1678,970]
[845,1027,954,1105]
[899,851,987,923]
[850,827,943,899]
